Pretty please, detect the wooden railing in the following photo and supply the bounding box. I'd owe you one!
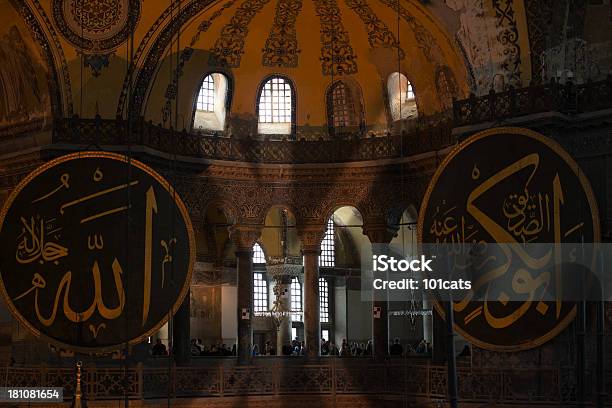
[1,361,610,404]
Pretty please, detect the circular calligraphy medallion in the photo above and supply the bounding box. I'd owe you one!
[418,127,599,351]
[0,152,195,352]
[52,0,141,51]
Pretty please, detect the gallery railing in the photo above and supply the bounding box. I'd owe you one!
[52,116,454,164]
[1,362,609,404]
[453,76,612,127]
[49,77,612,164]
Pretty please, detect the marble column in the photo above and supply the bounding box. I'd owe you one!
[230,225,261,365]
[268,260,303,355]
[363,224,398,360]
[298,227,325,359]
[274,276,292,355]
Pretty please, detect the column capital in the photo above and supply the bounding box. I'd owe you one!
[297,225,326,253]
[229,224,262,252]
[362,223,399,245]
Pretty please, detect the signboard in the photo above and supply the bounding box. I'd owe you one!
[0,152,195,352]
[418,127,599,351]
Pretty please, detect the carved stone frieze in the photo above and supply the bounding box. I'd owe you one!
[172,162,433,228]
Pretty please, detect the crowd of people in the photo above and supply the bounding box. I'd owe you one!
[150,339,237,356]
[191,339,235,356]
[252,339,306,356]
[328,339,373,356]
[151,337,433,357]
[389,338,431,356]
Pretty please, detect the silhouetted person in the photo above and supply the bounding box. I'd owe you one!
[152,339,167,356]
[321,338,329,355]
[390,338,403,356]
[364,340,372,356]
[340,339,350,356]
[329,342,339,356]
[265,340,274,355]
[282,343,293,356]
[190,339,201,356]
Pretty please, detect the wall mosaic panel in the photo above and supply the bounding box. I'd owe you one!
[441,0,522,93]
[492,0,521,85]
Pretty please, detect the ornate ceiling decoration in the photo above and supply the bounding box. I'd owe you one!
[313,0,358,75]
[52,0,140,50]
[52,0,141,76]
[262,0,303,68]
[345,0,404,59]
[209,0,272,67]
[119,0,472,120]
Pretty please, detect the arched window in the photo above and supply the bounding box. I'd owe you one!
[252,243,268,313]
[326,80,364,136]
[330,81,352,128]
[253,243,266,264]
[253,271,268,313]
[320,217,335,267]
[319,278,329,323]
[193,73,229,131]
[387,72,418,121]
[257,76,294,136]
[291,277,302,321]
[197,75,215,112]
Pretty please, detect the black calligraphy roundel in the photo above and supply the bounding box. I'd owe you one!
[418,127,599,351]
[0,152,195,352]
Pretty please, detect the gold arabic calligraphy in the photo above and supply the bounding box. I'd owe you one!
[429,153,583,329]
[11,165,179,334]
